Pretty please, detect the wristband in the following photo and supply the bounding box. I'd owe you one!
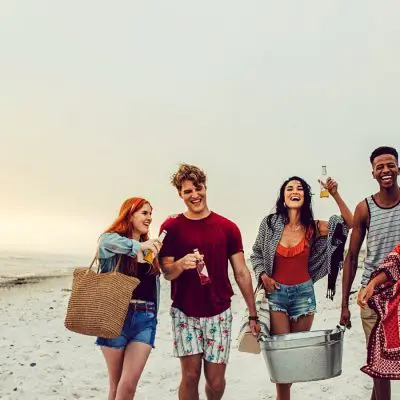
[248,315,259,321]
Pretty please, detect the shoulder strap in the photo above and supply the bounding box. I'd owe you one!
[92,251,122,273]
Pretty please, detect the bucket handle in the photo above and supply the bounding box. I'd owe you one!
[259,325,347,343]
[258,334,269,343]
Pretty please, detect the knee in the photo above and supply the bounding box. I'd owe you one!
[108,379,119,396]
[206,376,226,393]
[182,368,201,386]
[117,378,137,397]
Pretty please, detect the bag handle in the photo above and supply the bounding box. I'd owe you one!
[87,249,123,274]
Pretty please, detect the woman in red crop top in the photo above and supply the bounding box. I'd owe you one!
[257,176,353,400]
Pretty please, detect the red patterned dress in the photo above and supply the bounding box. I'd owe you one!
[361,243,400,379]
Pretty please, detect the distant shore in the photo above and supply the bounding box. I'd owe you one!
[0,266,73,288]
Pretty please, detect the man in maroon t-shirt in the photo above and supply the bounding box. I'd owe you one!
[159,164,259,400]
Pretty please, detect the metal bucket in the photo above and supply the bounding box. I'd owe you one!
[260,326,345,383]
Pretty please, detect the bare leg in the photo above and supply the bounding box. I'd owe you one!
[179,354,202,400]
[101,347,125,400]
[270,311,291,400]
[204,361,227,400]
[115,341,152,400]
[289,314,314,333]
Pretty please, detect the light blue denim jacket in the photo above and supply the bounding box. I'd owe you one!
[97,232,161,316]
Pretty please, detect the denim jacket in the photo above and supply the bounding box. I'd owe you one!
[97,232,161,315]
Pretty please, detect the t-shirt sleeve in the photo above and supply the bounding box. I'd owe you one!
[227,221,244,257]
[159,218,176,258]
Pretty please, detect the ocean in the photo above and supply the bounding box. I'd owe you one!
[0,251,90,287]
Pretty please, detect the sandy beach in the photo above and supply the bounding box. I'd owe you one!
[1,267,399,400]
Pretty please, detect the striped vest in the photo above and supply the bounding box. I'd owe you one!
[362,196,400,285]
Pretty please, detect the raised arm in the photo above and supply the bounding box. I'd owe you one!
[99,233,141,258]
[317,178,354,235]
[99,232,161,259]
[339,200,368,326]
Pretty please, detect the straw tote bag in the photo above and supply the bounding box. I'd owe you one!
[65,254,140,338]
[237,286,270,354]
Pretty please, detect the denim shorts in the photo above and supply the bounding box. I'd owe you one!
[267,279,316,321]
[96,303,157,349]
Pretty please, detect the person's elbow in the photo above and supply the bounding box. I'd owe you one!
[346,216,354,230]
[234,267,251,283]
[160,267,174,281]
[163,272,175,281]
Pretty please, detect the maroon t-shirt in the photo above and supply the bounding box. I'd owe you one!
[159,212,243,318]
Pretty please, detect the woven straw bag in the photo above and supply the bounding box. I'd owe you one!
[65,255,140,338]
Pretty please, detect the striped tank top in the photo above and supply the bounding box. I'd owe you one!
[361,195,400,285]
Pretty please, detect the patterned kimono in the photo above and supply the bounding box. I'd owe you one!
[250,214,348,300]
[361,243,400,380]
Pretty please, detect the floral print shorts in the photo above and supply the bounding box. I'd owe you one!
[170,307,233,364]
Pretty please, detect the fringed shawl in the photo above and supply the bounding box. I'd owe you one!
[361,243,400,379]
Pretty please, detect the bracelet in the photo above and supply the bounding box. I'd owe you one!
[248,315,259,321]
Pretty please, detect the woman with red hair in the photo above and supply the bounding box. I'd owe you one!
[95,197,162,400]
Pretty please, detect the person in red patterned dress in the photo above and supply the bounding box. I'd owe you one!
[360,242,400,399]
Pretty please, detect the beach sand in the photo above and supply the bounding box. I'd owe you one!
[1,269,399,400]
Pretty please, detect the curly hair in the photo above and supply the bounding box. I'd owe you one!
[170,163,207,191]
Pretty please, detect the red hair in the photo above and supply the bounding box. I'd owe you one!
[104,197,160,275]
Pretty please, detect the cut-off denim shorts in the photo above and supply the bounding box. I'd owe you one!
[96,302,157,349]
[267,279,316,321]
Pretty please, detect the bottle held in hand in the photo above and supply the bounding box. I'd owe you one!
[193,248,211,285]
[320,165,329,198]
[143,230,167,264]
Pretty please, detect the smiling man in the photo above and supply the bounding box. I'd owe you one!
[159,163,259,400]
[340,146,400,400]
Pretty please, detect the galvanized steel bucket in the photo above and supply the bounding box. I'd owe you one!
[260,326,345,383]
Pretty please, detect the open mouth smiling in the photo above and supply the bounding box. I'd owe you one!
[290,195,301,202]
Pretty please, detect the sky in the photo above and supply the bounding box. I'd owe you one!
[1,1,399,256]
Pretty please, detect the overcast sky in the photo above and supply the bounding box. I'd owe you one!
[1,1,399,256]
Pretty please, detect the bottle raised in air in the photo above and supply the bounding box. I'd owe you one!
[320,165,329,198]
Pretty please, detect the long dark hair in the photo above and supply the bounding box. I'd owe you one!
[267,176,316,238]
